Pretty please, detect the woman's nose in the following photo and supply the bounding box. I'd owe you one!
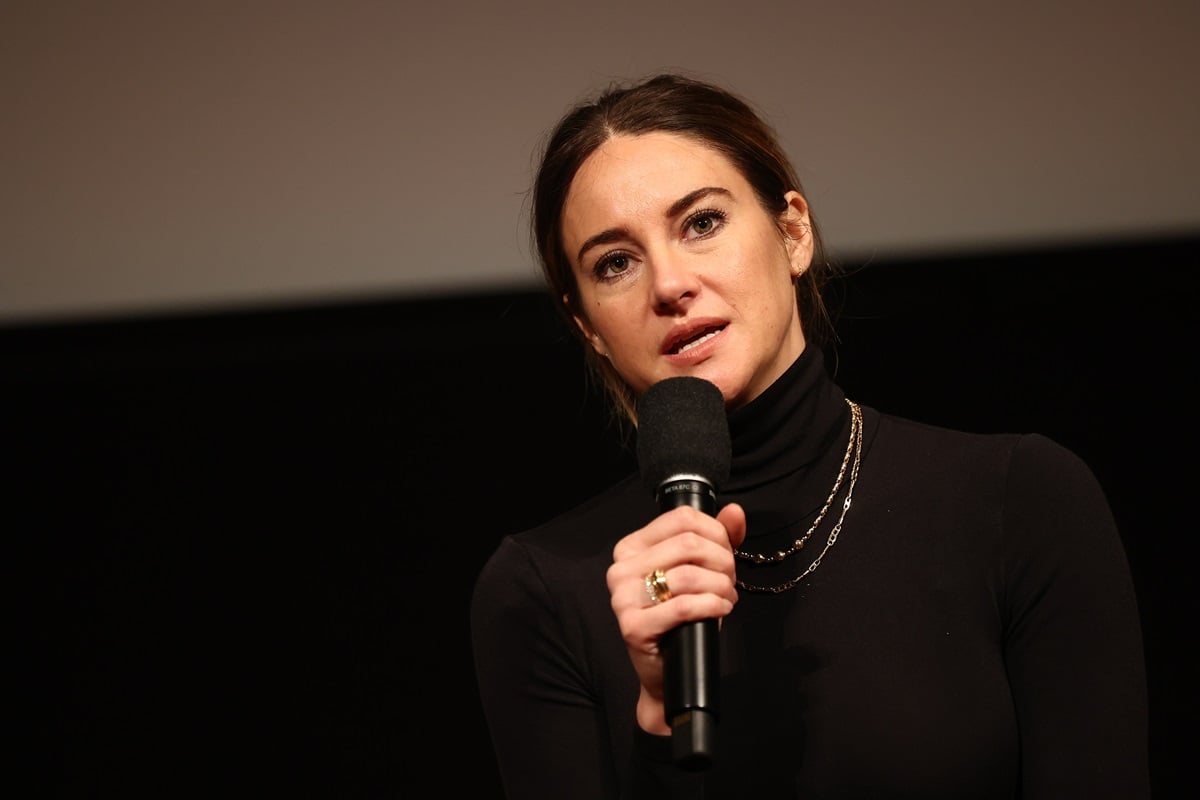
[649,248,701,311]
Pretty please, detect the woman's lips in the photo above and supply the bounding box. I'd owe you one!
[672,326,723,354]
[664,323,727,356]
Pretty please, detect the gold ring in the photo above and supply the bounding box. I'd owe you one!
[645,568,672,604]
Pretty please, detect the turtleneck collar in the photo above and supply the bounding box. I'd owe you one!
[723,347,851,532]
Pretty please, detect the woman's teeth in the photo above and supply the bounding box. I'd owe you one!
[676,329,720,354]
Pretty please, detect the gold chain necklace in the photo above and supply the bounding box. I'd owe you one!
[735,400,863,594]
[734,398,858,565]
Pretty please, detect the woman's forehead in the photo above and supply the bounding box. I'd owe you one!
[564,133,744,228]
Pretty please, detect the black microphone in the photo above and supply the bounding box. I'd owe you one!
[636,376,732,771]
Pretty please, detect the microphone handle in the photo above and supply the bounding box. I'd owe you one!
[657,477,719,771]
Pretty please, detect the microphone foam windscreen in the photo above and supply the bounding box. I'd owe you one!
[636,377,732,495]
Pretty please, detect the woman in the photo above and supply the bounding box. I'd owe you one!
[470,73,1149,798]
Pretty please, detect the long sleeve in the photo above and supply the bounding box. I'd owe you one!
[1000,435,1150,798]
[471,535,622,799]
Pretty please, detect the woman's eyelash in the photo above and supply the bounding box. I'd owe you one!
[593,251,632,280]
[684,208,727,235]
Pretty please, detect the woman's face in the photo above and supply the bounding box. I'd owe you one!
[561,131,813,410]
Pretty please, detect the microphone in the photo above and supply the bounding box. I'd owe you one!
[636,376,732,771]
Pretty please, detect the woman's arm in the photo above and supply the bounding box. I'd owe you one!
[471,536,621,799]
[1001,434,1150,799]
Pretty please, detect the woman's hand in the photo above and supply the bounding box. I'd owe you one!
[606,502,747,734]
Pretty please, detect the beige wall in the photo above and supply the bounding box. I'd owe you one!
[3,0,1198,324]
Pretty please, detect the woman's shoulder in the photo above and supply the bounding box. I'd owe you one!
[474,472,651,588]
[471,472,650,627]
[869,407,1083,464]
[867,406,1109,510]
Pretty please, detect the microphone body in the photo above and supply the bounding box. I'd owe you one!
[655,475,721,771]
[636,377,732,772]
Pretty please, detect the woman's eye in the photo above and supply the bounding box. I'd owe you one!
[594,253,631,279]
[686,210,726,238]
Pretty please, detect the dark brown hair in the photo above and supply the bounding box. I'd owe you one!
[532,72,838,425]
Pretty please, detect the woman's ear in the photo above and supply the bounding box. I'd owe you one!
[568,294,608,358]
[781,191,814,277]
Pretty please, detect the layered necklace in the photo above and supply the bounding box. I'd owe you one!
[733,399,863,594]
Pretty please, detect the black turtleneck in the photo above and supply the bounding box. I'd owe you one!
[470,348,1149,799]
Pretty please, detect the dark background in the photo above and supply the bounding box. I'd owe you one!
[6,235,1196,797]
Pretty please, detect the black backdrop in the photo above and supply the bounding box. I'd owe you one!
[6,235,1196,797]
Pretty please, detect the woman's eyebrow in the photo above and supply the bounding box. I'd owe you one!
[576,227,631,266]
[666,186,731,219]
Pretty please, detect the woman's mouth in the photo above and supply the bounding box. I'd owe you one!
[669,325,725,355]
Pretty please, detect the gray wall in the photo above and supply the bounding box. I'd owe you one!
[4,0,1199,324]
